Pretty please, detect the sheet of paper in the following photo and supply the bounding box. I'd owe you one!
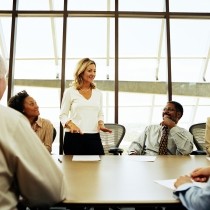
[72,155,101,161]
[126,156,157,162]
[154,179,207,190]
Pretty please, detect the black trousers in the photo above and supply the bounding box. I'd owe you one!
[63,132,104,155]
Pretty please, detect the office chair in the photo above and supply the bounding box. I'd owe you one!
[100,123,126,155]
[189,123,207,155]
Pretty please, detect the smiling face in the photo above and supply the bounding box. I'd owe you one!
[162,102,182,123]
[23,96,40,118]
[81,63,96,84]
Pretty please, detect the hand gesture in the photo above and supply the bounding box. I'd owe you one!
[190,167,210,182]
[160,115,176,128]
[98,124,112,133]
[66,121,83,134]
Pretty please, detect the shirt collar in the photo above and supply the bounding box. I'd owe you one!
[33,116,43,128]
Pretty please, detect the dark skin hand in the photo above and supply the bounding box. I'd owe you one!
[160,115,176,129]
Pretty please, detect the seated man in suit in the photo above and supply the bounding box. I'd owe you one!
[128,101,193,155]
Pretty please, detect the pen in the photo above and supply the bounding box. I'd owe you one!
[58,158,62,163]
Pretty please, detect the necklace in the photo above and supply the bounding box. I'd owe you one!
[80,87,91,92]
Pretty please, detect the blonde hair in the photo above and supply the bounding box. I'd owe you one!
[0,55,7,79]
[71,58,96,90]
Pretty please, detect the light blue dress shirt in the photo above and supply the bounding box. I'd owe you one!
[174,179,210,210]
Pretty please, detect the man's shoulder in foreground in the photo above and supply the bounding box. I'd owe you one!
[0,104,30,125]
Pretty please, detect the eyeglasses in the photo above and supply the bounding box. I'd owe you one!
[163,107,176,112]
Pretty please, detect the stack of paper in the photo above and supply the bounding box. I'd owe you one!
[72,155,101,161]
[154,178,207,190]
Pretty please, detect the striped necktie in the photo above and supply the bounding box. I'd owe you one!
[158,126,169,155]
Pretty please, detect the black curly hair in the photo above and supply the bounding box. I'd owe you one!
[168,101,184,118]
[8,90,29,114]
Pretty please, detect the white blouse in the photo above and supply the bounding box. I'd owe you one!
[59,86,104,133]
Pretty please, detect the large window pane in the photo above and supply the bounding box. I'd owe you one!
[171,19,210,128]
[119,0,165,12]
[170,20,210,82]
[118,18,167,151]
[68,0,115,11]
[119,18,166,81]
[19,0,63,10]
[0,0,12,10]
[15,17,63,79]
[66,18,114,60]
[170,0,210,13]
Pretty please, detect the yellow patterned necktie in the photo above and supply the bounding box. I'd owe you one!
[158,126,169,155]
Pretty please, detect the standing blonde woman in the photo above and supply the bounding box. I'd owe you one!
[60,58,111,155]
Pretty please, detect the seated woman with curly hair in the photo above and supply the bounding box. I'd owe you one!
[8,90,54,153]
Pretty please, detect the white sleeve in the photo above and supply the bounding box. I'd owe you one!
[59,88,72,127]
[98,90,104,121]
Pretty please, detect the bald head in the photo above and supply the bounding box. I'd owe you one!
[0,55,8,99]
[0,56,7,79]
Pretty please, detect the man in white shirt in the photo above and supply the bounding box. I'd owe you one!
[0,55,66,209]
[128,101,193,155]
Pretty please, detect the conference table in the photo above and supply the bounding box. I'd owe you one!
[52,155,210,208]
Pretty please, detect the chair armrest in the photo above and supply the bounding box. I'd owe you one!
[190,150,207,155]
[109,147,124,155]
